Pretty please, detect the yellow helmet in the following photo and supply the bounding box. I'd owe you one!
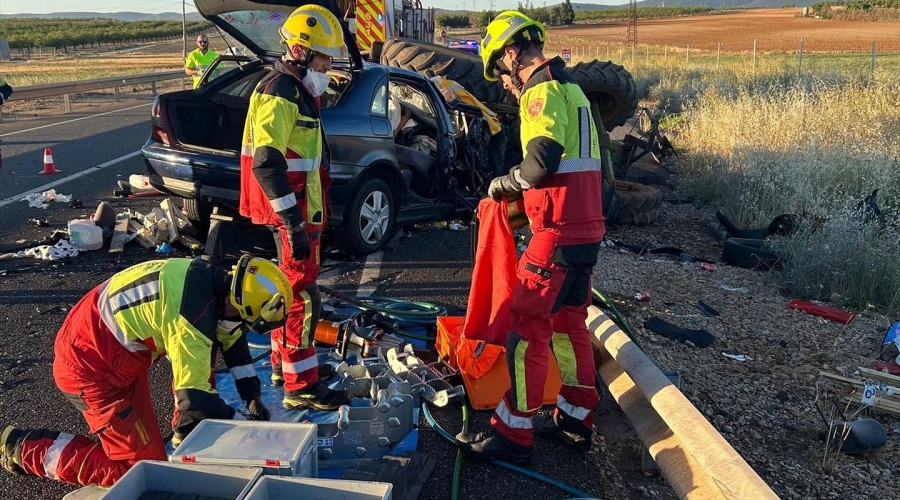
[480,10,546,82]
[230,255,293,332]
[279,4,346,59]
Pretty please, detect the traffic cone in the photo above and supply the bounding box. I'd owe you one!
[40,148,60,175]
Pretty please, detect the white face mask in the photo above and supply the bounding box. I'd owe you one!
[302,70,330,97]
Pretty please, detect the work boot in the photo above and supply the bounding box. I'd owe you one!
[455,428,533,465]
[283,380,350,411]
[273,364,334,387]
[0,425,28,475]
[532,412,592,451]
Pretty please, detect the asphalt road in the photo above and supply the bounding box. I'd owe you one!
[0,102,670,500]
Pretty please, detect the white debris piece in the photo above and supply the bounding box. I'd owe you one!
[0,239,79,261]
[21,189,73,209]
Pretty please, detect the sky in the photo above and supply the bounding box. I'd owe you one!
[2,0,632,15]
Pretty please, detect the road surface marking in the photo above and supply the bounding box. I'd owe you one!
[0,150,141,209]
[357,250,384,297]
[2,103,152,137]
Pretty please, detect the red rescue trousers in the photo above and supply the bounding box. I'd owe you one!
[270,223,322,394]
[491,231,602,447]
[17,287,165,487]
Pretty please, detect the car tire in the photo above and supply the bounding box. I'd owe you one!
[603,176,622,224]
[379,37,637,131]
[611,180,662,225]
[335,178,396,256]
[181,197,211,235]
[721,237,782,270]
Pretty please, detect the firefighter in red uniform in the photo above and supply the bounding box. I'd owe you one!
[456,11,606,463]
[0,256,291,486]
[239,4,350,411]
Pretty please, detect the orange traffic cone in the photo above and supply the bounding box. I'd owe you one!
[40,148,60,175]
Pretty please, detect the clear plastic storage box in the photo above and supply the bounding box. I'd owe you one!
[242,476,392,500]
[169,420,318,477]
[101,460,262,499]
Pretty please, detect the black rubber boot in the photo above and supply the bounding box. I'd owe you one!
[1,426,30,475]
[455,428,533,465]
[532,412,592,451]
[283,380,350,411]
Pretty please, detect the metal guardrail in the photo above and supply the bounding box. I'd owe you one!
[6,70,187,111]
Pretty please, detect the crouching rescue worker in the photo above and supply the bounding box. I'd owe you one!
[240,5,350,411]
[456,11,606,464]
[0,256,291,487]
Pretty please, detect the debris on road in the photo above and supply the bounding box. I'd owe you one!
[28,218,49,227]
[21,189,72,209]
[719,284,749,294]
[644,317,715,348]
[723,353,752,362]
[0,239,79,261]
[818,367,900,417]
[787,299,856,325]
[697,299,720,317]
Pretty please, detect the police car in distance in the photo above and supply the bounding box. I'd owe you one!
[447,39,480,56]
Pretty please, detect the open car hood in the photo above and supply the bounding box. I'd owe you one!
[195,0,362,72]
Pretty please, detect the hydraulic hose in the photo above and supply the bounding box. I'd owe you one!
[319,285,446,322]
[591,287,642,350]
[451,404,468,500]
[421,403,595,499]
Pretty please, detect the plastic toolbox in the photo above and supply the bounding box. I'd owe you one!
[241,476,392,500]
[100,460,261,499]
[436,315,562,410]
[169,420,317,477]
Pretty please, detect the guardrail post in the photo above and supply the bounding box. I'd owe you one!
[151,81,158,96]
[114,86,120,102]
[63,94,71,113]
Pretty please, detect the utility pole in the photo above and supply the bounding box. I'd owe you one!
[182,0,187,61]
[626,0,637,50]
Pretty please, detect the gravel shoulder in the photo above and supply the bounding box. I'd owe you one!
[594,161,899,500]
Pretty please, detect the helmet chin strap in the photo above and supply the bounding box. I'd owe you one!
[509,54,525,93]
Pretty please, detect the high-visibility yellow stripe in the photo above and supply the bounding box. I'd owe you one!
[551,332,579,386]
[300,289,313,348]
[514,338,529,411]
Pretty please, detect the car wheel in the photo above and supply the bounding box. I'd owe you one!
[335,178,396,256]
[181,197,211,235]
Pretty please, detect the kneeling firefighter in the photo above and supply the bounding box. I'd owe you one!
[239,4,350,411]
[0,256,291,487]
[456,11,606,463]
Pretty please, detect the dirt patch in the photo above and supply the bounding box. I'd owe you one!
[548,9,900,53]
[595,158,899,499]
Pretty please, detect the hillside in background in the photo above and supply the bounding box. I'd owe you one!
[0,11,203,22]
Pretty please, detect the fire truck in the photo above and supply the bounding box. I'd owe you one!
[338,0,435,51]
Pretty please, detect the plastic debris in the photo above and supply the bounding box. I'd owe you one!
[28,218,49,227]
[720,284,749,294]
[883,322,900,345]
[634,291,650,302]
[1,239,79,261]
[787,299,856,325]
[697,300,720,317]
[700,262,717,272]
[644,317,715,348]
[21,189,72,209]
[723,353,752,362]
[155,242,175,254]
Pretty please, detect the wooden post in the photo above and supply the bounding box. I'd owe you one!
[752,39,758,79]
[716,43,721,70]
[798,38,804,76]
[63,94,71,113]
[664,44,668,62]
[151,81,158,96]
[686,44,690,66]
[645,45,649,62]
[114,86,120,102]
[871,41,877,78]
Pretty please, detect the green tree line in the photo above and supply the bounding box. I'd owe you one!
[438,4,712,29]
[0,18,212,52]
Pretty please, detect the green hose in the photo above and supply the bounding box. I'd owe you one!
[591,287,642,350]
[451,404,468,500]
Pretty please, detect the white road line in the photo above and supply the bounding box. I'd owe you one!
[0,150,142,209]
[357,250,384,297]
[1,103,152,137]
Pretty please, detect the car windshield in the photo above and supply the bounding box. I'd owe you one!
[214,9,348,58]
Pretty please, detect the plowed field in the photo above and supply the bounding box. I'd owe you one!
[549,9,900,52]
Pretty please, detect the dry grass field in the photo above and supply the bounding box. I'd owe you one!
[549,8,900,53]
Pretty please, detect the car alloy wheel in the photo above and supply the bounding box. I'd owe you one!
[359,190,391,245]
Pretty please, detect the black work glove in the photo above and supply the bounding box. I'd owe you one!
[246,398,271,421]
[488,174,523,201]
[286,223,311,261]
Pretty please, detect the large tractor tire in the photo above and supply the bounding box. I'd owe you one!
[380,37,637,131]
[610,180,662,226]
